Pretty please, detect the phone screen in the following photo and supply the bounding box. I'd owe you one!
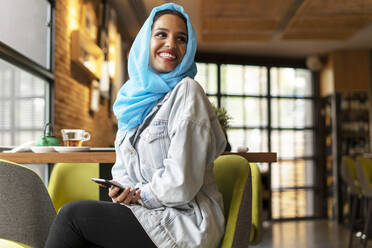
[91,178,125,193]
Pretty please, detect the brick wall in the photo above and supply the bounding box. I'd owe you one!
[54,0,117,147]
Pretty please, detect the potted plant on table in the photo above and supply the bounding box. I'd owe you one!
[211,104,231,152]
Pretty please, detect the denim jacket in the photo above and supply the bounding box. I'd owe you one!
[112,77,227,248]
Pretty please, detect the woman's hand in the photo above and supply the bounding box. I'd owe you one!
[108,180,141,205]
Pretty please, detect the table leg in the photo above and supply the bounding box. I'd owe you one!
[47,163,54,187]
[99,163,114,201]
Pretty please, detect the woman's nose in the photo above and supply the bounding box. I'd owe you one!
[165,37,176,49]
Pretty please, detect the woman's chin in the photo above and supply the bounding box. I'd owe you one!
[150,65,176,74]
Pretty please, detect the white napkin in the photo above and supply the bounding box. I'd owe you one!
[3,141,35,153]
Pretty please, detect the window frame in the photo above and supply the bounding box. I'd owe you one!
[196,52,322,220]
[0,0,55,126]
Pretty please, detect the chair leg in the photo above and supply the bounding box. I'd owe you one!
[362,198,372,248]
[349,195,358,248]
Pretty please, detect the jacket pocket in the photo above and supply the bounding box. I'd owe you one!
[140,120,169,169]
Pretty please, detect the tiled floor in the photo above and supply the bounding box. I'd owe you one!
[253,220,372,248]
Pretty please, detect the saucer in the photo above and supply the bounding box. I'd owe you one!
[30,146,56,153]
[53,146,90,153]
[90,147,115,152]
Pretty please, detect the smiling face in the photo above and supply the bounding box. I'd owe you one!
[149,13,187,73]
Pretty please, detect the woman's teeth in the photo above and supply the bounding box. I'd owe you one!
[159,53,175,59]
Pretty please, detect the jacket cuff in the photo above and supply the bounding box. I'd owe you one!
[140,184,163,209]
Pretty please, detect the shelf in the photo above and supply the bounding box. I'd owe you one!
[71,29,104,80]
[322,92,370,222]
[341,132,369,139]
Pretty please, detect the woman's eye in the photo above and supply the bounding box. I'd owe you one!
[177,36,187,43]
[155,32,167,38]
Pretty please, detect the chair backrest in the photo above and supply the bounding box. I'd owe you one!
[48,163,99,212]
[356,157,372,198]
[0,159,56,248]
[248,162,262,245]
[214,155,252,248]
[341,156,361,195]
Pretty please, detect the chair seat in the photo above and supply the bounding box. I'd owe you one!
[0,239,32,248]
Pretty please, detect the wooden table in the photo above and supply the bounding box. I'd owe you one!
[0,151,116,201]
[0,151,276,164]
[222,152,277,163]
[0,152,115,163]
[0,151,276,201]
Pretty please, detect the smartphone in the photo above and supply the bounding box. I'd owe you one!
[91,178,125,194]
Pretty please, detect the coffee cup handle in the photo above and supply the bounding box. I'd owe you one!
[83,132,91,141]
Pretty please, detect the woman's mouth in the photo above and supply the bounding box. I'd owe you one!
[158,50,177,61]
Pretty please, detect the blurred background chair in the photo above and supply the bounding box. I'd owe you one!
[214,154,263,248]
[48,163,99,212]
[356,157,372,248]
[342,156,363,248]
[0,159,56,248]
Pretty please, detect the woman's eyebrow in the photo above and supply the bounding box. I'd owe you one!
[154,27,187,36]
[154,27,168,31]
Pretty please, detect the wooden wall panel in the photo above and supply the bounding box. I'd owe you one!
[332,50,371,92]
[320,50,371,96]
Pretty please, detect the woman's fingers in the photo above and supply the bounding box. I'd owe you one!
[131,189,141,204]
[123,188,136,204]
[108,186,140,204]
[114,187,131,203]
[108,186,120,198]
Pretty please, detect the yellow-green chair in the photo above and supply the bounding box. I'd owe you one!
[248,162,263,245]
[0,159,56,248]
[356,157,372,248]
[48,163,99,212]
[356,157,372,197]
[214,154,254,248]
[342,156,362,195]
[342,156,363,248]
[0,239,32,248]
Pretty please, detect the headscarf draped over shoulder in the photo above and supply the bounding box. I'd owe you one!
[113,3,197,131]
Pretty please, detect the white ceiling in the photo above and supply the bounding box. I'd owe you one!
[109,0,372,58]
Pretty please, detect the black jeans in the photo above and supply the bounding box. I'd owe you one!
[45,200,157,248]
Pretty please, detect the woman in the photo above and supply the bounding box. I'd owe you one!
[45,3,226,248]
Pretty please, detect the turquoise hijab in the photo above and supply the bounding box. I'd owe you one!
[113,3,197,131]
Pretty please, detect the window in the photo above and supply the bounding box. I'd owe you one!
[270,68,315,219]
[0,60,48,145]
[0,0,51,68]
[195,62,317,220]
[195,63,218,105]
[0,0,54,183]
[0,0,53,147]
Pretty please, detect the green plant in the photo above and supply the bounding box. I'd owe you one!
[211,104,231,131]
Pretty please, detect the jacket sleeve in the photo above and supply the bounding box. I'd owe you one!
[111,131,136,188]
[139,79,226,209]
